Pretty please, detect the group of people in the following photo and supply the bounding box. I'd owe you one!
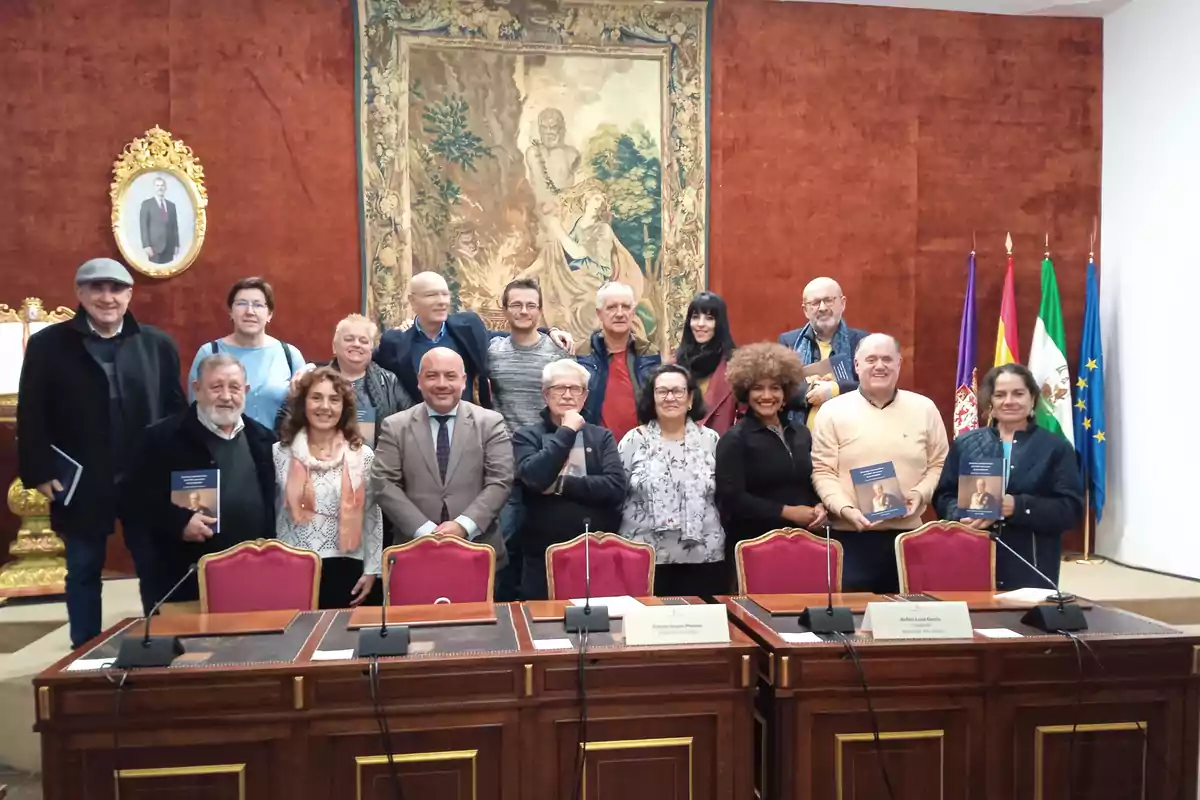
[18,258,1085,649]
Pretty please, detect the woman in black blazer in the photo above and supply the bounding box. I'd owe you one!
[715,343,828,590]
[934,363,1083,589]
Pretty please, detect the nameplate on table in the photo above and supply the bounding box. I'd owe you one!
[861,601,972,640]
[623,605,731,646]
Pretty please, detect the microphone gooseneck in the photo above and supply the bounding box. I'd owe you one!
[824,524,835,615]
[989,523,1073,608]
[582,519,592,616]
[144,563,198,645]
[379,554,397,637]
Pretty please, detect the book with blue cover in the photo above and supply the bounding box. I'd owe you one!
[957,459,1004,519]
[802,353,854,387]
[171,469,220,533]
[49,445,82,506]
[850,461,907,522]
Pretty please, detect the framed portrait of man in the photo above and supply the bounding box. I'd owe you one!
[110,126,208,278]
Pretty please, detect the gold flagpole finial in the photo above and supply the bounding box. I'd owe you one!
[1090,216,1097,261]
[1045,232,1050,257]
[1005,232,1012,255]
[972,230,976,255]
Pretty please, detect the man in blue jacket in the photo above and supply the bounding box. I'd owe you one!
[576,282,661,446]
[778,276,867,429]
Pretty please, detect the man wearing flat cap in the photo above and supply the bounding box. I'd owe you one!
[17,259,186,648]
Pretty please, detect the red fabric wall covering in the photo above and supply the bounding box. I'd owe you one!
[0,0,1100,563]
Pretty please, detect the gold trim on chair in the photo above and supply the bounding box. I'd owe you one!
[381,535,497,604]
[734,528,844,595]
[544,532,656,600]
[894,521,997,594]
[197,538,322,613]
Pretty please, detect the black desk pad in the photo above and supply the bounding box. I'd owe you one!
[524,597,689,650]
[314,603,521,660]
[77,610,324,669]
[733,597,1181,644]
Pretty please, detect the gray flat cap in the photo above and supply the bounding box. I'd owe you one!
[75,258,134,287]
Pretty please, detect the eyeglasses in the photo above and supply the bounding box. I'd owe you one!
[803,296,843,310]
[547,385,586,397]
[654,387,689,400]
[233,301,269,311]
[506,302,541,312]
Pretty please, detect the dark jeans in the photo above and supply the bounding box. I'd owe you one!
[64,534,108,649]
[123,524,162,615]
[494,489,525,602]
[318,556,378,609]
[655,561,728,599]
[520,551,550,601]
[830,530,902,594]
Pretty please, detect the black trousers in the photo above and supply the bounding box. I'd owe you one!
[319,556,379,609]
[829,531,901,594]
[654,561,728,600]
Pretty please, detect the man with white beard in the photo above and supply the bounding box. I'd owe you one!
[127,353,279,612]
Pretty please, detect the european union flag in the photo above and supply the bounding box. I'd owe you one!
[1073,256,1107,520]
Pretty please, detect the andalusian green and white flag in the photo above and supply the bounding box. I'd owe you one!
[1028,256,1075,445]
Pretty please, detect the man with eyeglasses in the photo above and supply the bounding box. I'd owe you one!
[511,359,625,599]
[577,281,662,445]
[487,278,572,598]
[778,277,867,429]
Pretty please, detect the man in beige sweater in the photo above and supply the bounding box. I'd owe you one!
[811,333,948,592]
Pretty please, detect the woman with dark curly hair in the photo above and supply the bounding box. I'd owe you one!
[618,364,725,597]
[674,291,740,434]
[275,367,382,608]
[715,343,827,584]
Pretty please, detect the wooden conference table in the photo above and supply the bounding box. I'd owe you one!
[33,598,758,800]
[721,591,1200,800]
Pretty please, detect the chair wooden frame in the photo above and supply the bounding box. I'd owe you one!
[734,527,844,596]
[381,534,497,603]
[197,538,322,613]
[544,532,656,600]
[895,520,997,593]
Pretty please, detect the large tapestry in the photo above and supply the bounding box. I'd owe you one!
[355,0,709,351]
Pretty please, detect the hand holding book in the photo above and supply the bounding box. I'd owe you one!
[182,512,217,542]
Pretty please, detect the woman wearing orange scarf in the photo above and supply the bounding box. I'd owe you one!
[274,367,382,607]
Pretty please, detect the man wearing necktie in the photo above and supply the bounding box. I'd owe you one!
[372,347,514,574]
[138,175,181,265]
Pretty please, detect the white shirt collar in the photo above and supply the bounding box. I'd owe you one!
[86,316,123,338]
[425,402,460,419]
[196,405,246,440]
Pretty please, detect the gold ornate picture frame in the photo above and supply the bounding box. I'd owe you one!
[0,299,75,422]
[355,0,709,352]
[110,126,208,279]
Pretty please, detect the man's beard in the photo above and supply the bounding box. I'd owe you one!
[203,404,243,428]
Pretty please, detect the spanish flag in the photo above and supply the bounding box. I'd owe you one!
[994,234,1019,367]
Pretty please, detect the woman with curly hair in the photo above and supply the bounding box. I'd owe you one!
[275,367,383,608]
[618,364,725,597]
[674,291,740,435]
[715,343,827,585]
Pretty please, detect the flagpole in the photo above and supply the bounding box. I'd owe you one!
[1075,489,1106,565]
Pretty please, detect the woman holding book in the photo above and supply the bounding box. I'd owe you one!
[715,343,827,590]
[618,364,725,597]
[673,291,739,435]
[274,367,383,608]
[934,363,1083,590]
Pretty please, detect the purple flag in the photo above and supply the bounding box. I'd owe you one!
[953,251,979,437]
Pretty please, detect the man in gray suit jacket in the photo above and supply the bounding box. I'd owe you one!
[139,176,180,265]
[372,347,514,569]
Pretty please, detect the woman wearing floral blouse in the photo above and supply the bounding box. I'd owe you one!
[274,367,383,608]
[618,364,725,597]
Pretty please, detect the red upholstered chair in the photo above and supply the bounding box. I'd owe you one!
[198,539,321,613]
[895,521,996,593]
[382,535,496,605]
[734,528,843,595]
[545,533,655,600]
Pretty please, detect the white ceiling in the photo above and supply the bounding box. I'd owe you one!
[773,0,1132,17]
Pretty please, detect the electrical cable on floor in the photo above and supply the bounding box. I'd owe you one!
[833,631,896,800]
[368,656,405,800]
[104,667,131,800]
[571,628,590,800]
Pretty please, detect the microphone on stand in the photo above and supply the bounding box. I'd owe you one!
[358,553,410,658]
[113,564,197,668]
[565,518,610,633]
[799,525,855,634]
[990,523,1087,632]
